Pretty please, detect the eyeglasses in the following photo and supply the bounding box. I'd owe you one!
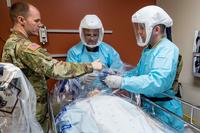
[85,34,99,39]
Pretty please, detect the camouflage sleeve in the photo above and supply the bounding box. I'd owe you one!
[17,43,93,80]
[1,42,15,63]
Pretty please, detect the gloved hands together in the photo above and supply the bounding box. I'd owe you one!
[80,73,97,85]
[104,75,122,88]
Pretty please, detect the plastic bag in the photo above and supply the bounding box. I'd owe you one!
[0,63,43,133]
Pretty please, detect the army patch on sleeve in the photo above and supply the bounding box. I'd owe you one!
[27,43,41,51]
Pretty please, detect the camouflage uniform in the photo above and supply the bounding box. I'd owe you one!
[1,31,93,131]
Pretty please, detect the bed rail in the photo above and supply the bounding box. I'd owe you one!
[113,89,200,132]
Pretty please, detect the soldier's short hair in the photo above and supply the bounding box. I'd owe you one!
[9,2,30,23]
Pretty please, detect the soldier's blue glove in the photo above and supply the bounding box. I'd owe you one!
[104,75,122,88]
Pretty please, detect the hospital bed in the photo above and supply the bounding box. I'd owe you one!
[1,62,198,133]
[48,81,200,133]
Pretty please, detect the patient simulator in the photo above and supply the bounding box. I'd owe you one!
[49,67,196,133]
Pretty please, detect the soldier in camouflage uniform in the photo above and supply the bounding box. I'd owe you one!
[1,2,103,132]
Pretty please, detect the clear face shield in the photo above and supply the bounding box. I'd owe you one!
[133,23,148,47]
[82,28,101,48]
[132,21,154,47]
[80,28,104,48]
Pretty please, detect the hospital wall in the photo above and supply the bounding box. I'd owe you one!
[0,0,155,87]
[0,0,156,64]
[157,0,200,126]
